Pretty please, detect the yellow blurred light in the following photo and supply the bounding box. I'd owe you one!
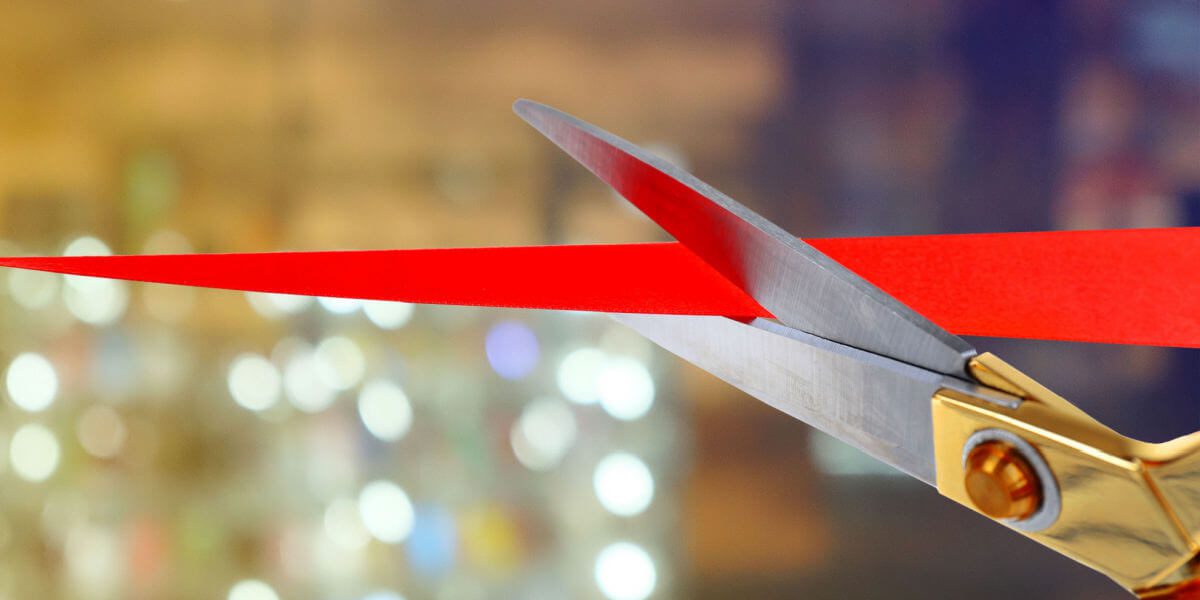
[10,423,60,482]
[462,505,522,576]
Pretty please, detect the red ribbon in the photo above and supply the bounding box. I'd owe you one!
[1,227,1196,347]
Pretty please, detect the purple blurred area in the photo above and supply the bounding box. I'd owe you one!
[0,1,1196,599]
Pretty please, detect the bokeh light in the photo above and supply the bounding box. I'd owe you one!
[7,268,59,310]
[357,379,413,442]
[314,336,365,391]
[76,405,127,459]
[318,296,361,315]
[284,349,337,413]
[64,524,122,595]
[271,294,315,314]
[593,452,654,517]
[406,504,457,577]
[246,292,314,319]
[510,398,576,471]
[61,236,128,326]
[64,280,129,325]
[594,541,657,600]
[324,497,370,550]
[62,236,110,264]
[556,348,607,405]
[6,352,58,412]
[358,480,415,544]
[596,357,655,421]
[228,579,280,600]
[363,301,414,330]
[227,354,282,412]
[484,320,539,380]
[10,423,60,482]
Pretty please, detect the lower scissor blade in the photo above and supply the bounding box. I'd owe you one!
[614,313,949,484]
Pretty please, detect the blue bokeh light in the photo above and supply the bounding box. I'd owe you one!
[485,320,540,380]
[405,504,457,578]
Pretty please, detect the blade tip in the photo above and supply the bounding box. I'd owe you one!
[513,98,565,133]
[512,98,541,121]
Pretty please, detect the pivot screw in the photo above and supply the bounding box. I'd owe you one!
[964,441,1042,521]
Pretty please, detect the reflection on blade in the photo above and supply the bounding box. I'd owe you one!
[516,99,975,377]
[613,314,949,484]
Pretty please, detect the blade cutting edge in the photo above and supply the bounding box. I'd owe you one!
[516,99,975,377]
[614,314,955,483]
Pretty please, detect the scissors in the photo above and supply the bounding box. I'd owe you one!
[515,99,1200,599]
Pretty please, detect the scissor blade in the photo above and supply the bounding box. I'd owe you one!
[614,314,950,483]
[516,99,975,377]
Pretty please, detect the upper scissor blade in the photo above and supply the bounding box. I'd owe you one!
[515,99,975,376]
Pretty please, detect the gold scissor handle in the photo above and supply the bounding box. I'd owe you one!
[1139,580,1200,599]
[933,353,1200,597]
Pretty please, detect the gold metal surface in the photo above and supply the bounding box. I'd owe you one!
[963,441,1041,520]
[1136,575,1200,599]
[934,352,1200,596]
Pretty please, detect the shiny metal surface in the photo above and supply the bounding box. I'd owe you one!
[962,428,1061,532]
[517,99,976,377]
[613,314,988,484]
[934,355,1200,594]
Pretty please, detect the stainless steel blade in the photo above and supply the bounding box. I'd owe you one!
[516,99,975,377]
[613,314,989,483]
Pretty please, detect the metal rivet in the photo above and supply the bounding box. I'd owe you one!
[964,441,1041,520]
[961,429,1060,532]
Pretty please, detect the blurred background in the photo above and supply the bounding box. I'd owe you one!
[0,0,1197,598]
